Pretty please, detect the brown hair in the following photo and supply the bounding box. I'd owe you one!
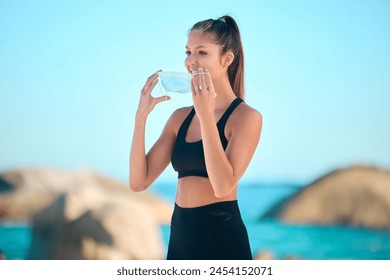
[190,15,245,99]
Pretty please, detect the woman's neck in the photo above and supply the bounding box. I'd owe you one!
[213,79,237,110]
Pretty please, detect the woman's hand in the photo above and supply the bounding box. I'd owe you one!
[191,68,216,121]
[136,72,170,119]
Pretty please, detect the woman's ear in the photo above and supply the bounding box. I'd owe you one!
[223,51,235,69]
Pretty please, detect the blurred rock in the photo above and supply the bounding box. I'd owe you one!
[29,194,163,260]
[0,167,173,259]
[0,250,5,260]
[254,250,274,260]
[263,165,390,229]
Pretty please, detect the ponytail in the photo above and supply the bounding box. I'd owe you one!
[190,15,245,99]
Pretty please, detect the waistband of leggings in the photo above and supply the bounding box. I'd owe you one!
[171,200,243,230]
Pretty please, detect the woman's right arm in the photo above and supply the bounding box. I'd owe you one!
[129,72,174,192]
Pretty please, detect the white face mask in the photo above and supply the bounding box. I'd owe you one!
[158,71,191,94]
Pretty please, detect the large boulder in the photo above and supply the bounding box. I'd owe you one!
[28,193,163,260]
[0,167,173,259]
[262,165,390,229]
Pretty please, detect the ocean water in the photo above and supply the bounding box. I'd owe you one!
[1,182,390,260]
[0,221,31,260]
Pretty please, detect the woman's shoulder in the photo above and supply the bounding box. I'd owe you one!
[236,101,263,124]
[172,106,193,116]
[165,106,193,129]
[170,106,193,120]
[226,100,262,140]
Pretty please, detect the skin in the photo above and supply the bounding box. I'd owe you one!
[129,29,262,207]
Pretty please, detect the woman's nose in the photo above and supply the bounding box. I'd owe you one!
[185,55,196,69]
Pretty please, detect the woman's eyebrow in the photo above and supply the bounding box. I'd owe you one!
[185,45,208,49]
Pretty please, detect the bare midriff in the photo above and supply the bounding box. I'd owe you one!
[175,176,238,208]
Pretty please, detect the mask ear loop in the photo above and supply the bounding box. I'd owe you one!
[157,73,167,97]
[158,80,167,97]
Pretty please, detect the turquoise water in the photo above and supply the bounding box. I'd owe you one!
[1,182,390,259]
[0,221,31,260]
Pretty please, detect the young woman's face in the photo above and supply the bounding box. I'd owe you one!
[185,30,226,80]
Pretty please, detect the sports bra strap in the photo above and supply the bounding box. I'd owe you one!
[176,107,195,140]
[217,97,243,129]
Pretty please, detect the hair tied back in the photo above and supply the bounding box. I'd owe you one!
[218,16,226,23]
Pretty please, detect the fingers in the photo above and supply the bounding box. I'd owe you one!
[194,68,205,93]
[155,95,171,104]
[192,68,214,96]
[203,69,211,92]
[141,72,159,95]
[203,69,216,97]
[191,80,197,96]
[199,69,207,92]
[191,70,201,95]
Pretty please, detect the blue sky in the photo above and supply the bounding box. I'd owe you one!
[1,0,389,184]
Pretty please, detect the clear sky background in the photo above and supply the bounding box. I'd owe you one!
[1,0,389,185]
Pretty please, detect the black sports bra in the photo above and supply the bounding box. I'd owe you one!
[171,97,243,178]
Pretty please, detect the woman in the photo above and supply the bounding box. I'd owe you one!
[129,15,262,260]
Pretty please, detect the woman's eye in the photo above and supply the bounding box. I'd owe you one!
[185,50,207,56]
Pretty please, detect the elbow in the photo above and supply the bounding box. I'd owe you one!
[213,184,236,198]
[129,185,146,192]
[128,178,148,192]
[211,176,237,198]
[214,191,227,199]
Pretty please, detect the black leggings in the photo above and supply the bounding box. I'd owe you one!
[166,200,252,260]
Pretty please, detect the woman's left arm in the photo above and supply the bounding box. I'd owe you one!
[199,108,262,198]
